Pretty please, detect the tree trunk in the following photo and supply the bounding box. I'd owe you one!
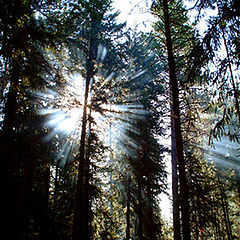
[138,177,144,240]
[109,115,113,215]
[146,173,155,240]
[235,170,240,200]
[73,20,96,240]
[21,153,34,238]
[39,165,51,240]
[126,176,131,240]
[212,200,220,240]
[85,109,94,238]
[54,164,59,202]
[73,67,91,240]
[218,178,233,240]
[162,0,191,239]
[2,58,19,134]
[1,57,21,239]
[171,117,181,240]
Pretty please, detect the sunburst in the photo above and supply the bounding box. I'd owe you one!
[33,70,148,166]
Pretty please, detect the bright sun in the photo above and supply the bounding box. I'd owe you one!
[34,43,149,168]
[38,74,85,136]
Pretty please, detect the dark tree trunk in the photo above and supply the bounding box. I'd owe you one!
[54,164,59,202]
[109,120,113,216]
[1,57,21,239]
[1,150,21,239]
[218,179,233,240]
[2,58,19,134]
[85,109,94,238]
[236,171,240,200]
[39,165,51,240]
[162,0,191,239]
[212,200,221,240]
[171,117,181,240]
[126,176,131,240]
[73,20,96,240]
[21,154,34,238]
[73,61,91,240]
[146,178,155,240]
[223,196,233,240]
[138,177,144,240]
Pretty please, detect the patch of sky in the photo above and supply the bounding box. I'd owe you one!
[112,0,155,32]
[184,0,218,36]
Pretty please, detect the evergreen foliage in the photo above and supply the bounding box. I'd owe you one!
[0,0,239,239]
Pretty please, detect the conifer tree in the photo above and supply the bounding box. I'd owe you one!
[0,0,60,238]
[152,0,193,238]
[57,1,126,239]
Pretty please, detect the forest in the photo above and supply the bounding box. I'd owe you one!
[0,0,239,239]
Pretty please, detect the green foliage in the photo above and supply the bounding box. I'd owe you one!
[195,0,240,142]
[1,0,239,239]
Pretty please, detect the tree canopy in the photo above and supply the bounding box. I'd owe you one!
[0,0,239,239]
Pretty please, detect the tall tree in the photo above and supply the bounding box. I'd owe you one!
[152,0,192,238]
[113,32,167,240]
[0,0,60,238]
[62,1,126,239]
[171,118,181,240]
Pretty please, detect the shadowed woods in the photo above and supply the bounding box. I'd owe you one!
[0,0,239,239]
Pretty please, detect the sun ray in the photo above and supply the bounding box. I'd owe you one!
[33,67,150,166]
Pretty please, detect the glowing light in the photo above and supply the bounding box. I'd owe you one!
[57,108,82,134]
[32,42,150,168]
[204,136,240,170]
[112,0,154,31]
